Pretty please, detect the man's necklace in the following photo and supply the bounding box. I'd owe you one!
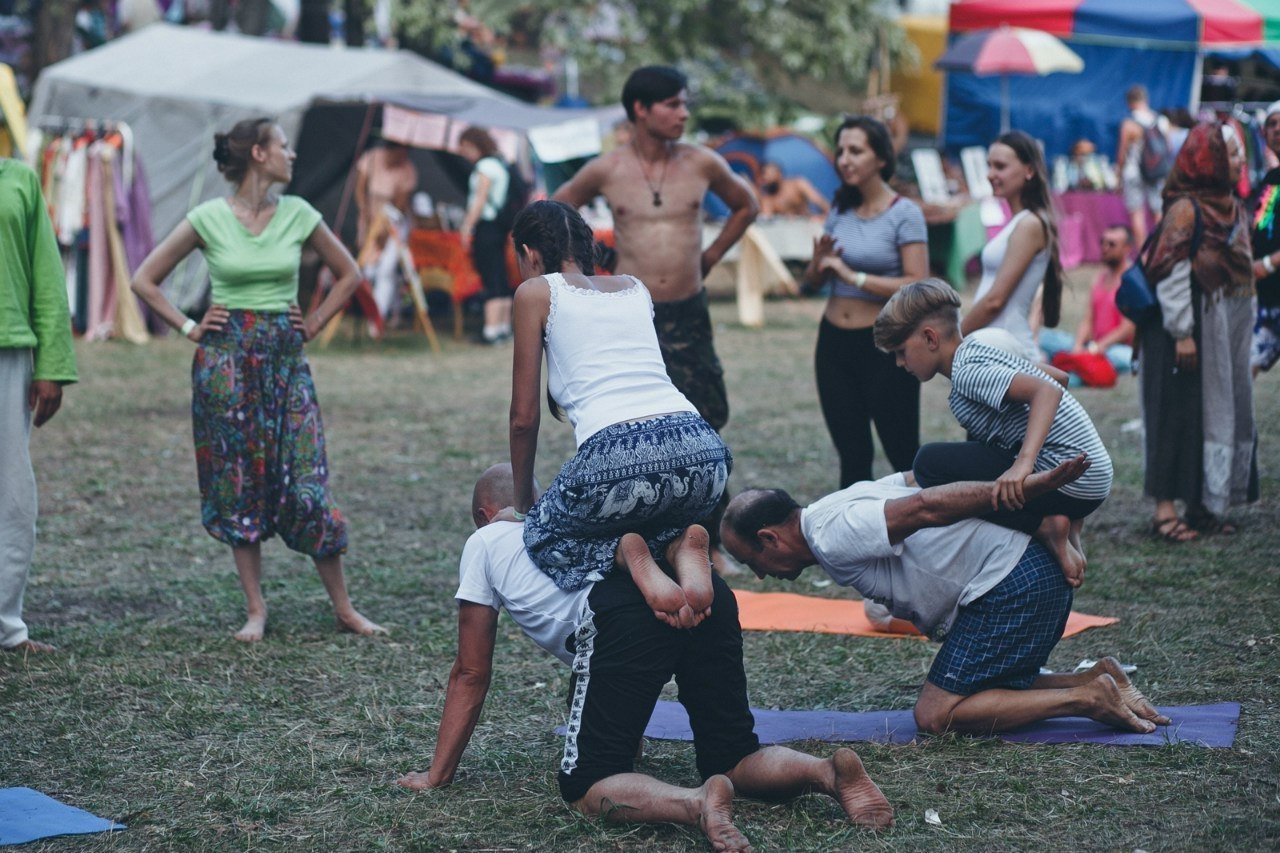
[633,142,670,207]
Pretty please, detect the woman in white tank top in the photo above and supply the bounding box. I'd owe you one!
[963,131,1065,360]
[503,201,732,628]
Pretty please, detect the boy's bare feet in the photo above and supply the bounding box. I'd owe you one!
[668,525,714,616]
[1091,657,1171,725]
[336,609,388,636]
[830,748,894,830]
[3,639,57,653]
[695,775,752,852]
[619,532,696,628]
[1082,674,1157,733]
[1036,514,1086,588]
[234,611,267,642]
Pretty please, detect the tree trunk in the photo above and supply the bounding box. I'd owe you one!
[297,0,330,44]
[32,0,76,78]
[344,0,365,47]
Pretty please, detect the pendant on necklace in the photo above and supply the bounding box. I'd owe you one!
[652,191,663,207]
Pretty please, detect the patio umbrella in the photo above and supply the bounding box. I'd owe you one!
[935,25,1083,133]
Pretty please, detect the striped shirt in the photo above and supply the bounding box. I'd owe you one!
[948,337,1113,501]
[822,197,927,302]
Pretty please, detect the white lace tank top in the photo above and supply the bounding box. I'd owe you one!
[543,272,696,447]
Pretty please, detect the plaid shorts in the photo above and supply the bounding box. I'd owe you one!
[927,541,1072,696]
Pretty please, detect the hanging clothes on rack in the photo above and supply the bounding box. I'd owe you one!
[26,118,155,343]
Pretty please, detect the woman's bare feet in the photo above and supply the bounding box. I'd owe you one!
[830,748,894,830]
[667,525,714,617]
[618,533,695,628]
[1036,514,1086,588]
[1091,657,1171,725]
[397,770,441,791]
[695,775,752,852]
[336,608,388,636]
[234,611,267,642]
[1082,674,1157,733]
[3,638,57,653]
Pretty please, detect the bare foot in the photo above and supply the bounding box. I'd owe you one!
[830,748,894,830]
[1083,674,1157,733]
[696,775,752,852]
[336,609,388,637]
[234,612,267,642]
[619,533,693,627]
[1094,657,1171,725]
[3,638,57,653]
[1036,515,1086,588]
[397,771,438,791]
[668,525,714,615]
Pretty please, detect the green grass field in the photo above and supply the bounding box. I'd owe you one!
[3,273,1278,851]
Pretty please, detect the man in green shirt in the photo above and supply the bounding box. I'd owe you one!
[1,158,77,653]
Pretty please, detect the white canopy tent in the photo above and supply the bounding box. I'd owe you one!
[29,24,505,251]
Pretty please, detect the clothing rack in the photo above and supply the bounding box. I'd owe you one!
[33,116,133,138]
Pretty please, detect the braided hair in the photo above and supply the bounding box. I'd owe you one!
[511,200,597,275]
[512,200,598,421]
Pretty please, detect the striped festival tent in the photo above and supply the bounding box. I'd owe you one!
[942,0,1280,155]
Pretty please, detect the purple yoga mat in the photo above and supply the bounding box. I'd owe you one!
[557,701,1239,748]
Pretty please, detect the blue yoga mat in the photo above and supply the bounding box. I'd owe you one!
[557,701,1239,748]
[0,788,124,846]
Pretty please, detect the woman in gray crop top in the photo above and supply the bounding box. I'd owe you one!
[800,116,929,487]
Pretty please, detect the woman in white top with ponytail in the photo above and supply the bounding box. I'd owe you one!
[963,130,1065,360]
[504,200,731,627]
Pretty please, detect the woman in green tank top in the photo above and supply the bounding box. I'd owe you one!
[131,117,384,643]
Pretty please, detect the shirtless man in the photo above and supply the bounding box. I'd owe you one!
[757,161,829,218]
[355,139,419,318]
[553,66,759,571]
[398,464,893,851]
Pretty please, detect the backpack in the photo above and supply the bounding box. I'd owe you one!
[1115,197,1202,325]
[493,162,530,232]
[1138,120,1173,184]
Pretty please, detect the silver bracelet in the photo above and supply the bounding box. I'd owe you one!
[1264,255,1276,275]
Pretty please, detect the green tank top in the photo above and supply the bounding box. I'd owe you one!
[186,195,323,311]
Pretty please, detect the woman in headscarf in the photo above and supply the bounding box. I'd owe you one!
[1140,123,1258,541]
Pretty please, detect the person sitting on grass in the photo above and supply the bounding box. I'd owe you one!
[504,201,731,628]
[399,464,894,852]
[720,457,1170,736]
[873,279,1115,585]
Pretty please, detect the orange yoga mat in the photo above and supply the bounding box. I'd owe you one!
[732,589,1117,639]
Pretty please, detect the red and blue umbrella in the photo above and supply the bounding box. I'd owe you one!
[935,26,1084,132]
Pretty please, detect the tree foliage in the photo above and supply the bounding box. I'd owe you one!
[420,0,910,120]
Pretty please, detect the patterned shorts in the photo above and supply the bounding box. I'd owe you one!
[927,541,1072,696]
[524,412,732,591]
[192,310,347,557]
[1252,304,1280,372]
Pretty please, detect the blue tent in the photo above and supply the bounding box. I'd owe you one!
[705,131,837,218]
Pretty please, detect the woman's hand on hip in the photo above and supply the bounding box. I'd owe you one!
[191,305,229,342]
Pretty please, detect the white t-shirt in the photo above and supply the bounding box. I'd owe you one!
[469,156,510,221]
[455,521,590,665]
[799,474,1031,639]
